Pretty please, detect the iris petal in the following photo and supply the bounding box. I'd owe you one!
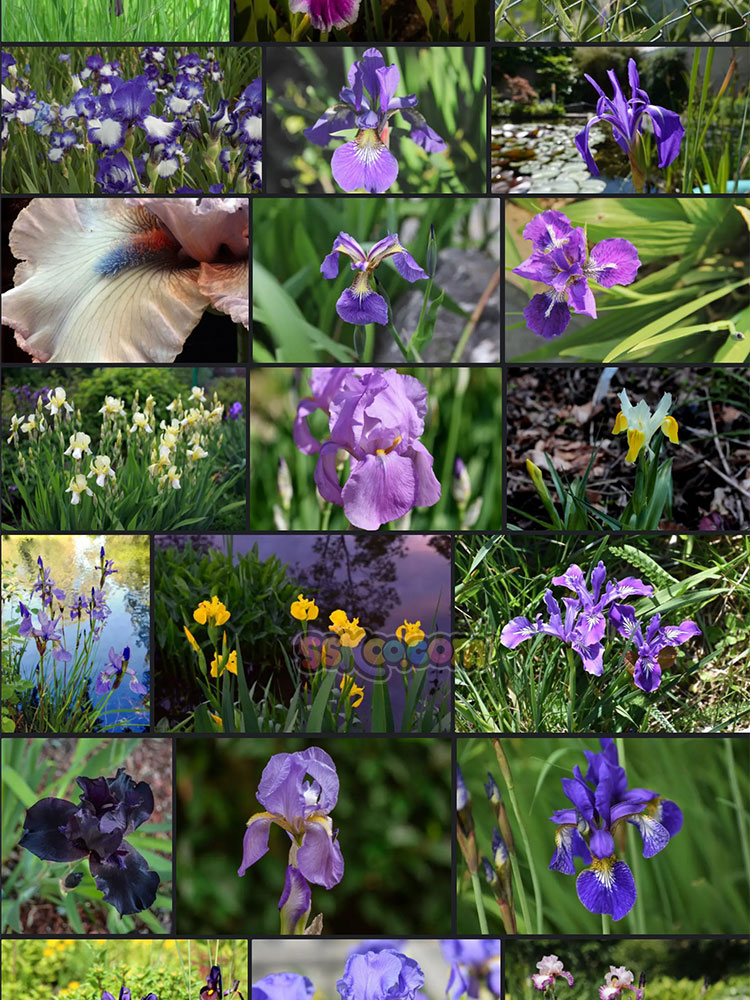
[296,816,345,888]
[576,857,636,921]
[88,841,160,915]
[19,797,88,863]
[331,133,399,193]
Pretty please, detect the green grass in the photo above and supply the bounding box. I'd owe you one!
[2,0,228,42]
[458,736,750,934]
[455,534,750,733]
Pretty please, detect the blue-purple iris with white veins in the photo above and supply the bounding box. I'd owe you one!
[321,231,427,325]
[304,48,446,193]
[549,738,682,921]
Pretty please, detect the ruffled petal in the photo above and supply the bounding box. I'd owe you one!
[88,841,160,915]
[125,196,249,260]
[296,816,345,888]
[19,798,88,862]
[3,198,210,362]
[341,450,418,530]
[198,261,249,327]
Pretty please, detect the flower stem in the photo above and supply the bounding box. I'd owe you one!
[566,648,577,730]
[470,870,489,934]
[616,737,645,933]
[601,911,610,935]
[493,738,543,932]
[725,738,750,892]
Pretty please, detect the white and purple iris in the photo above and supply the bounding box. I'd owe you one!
[2,197,249,363]
[290,0,361,30]
[19,768,160,915]
[549,738,683,921]
[512,210,641,340]
[238,747,344,919]
[576,58,685,180]
[304,48,446,193]
[531,955,574,992]
[321,231,427,325]
[294,367,441,531]
[609,603,701,693]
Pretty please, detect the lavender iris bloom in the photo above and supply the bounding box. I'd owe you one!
[609,604,701,692]
[238,747,344,889]
[321,232,427,326]
[336,950,425,1000]
[575,59,685,179]
[512,210,640,340]
[19,768,160,915]
[441,940,501,999]
[289,0,361,31]
[549,738,682,921]
[252,974,315,1000]
[95,645,147,696]
[306,368,441,530]
[304,48,446,193]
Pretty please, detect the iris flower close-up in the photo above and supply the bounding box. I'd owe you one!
[2,197,249,362]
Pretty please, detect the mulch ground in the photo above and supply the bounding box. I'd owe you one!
[506,367,750,530]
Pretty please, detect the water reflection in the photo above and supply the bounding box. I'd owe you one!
[1,535,150,731]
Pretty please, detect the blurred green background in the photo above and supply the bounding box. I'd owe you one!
[249,366,502,530]
[266,46,486,194]
[0,939,246,1000]
[176,737,451,934]
[458,736,750,934]
[506,939,749,1000]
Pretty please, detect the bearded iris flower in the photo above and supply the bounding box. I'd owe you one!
[289,0,361,30]
[609,604,700,692]
[102,989,157,1000]
[549,738,682,921]
[238,746,344,890]
[321,232,426,326]
[19,768,160,915]
[299,368,440,530]
[252,974,315,1000]
[512,210,640,340]
[576,59,684,189]
[612,389,679,463]
[531,955,574,992]
[337,950,425,1000]
[201,965,242,1000]
[2,197,249,363]
[599,968,643,1000]
[304,48,446,193]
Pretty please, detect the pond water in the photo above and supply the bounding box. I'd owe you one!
[492,117,636,194]
[160,534,452,730]
[2,535,150,731]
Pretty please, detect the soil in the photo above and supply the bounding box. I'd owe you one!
[506,367,750,531]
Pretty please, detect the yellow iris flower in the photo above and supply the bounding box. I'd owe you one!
[210,650,238,677]
[612,389,679,464]
[339,674,365,707]
[193,595,231,626]
[291,594,319,620]
[329,609,366,647]
[396,619,426,645]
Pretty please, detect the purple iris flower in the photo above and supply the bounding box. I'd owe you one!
[293,366,372,456]
[308,368,441,530]
[238,746,344,889]
[549,738,682,921]
[228,401,244,420]
[304,48,446,193]
[512,210,640,340]
[441,940,501,999]
[102,989,157,1000]
[19,768,160,915]
[200,965,240,1000]
[289,0,361,30]
[95,153,143,194]
[103,75,155,126]
[609,604,701,692]
[552,562,653,645]
[321,232,427,325]
[95,646,147,696]
[576,58,685,178]
[336,950,425,1000]
[502,591,605,676]
[252,974,315,1000]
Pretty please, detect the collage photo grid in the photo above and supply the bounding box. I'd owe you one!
[1,0,749,999]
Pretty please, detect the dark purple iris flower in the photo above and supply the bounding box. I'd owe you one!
[321,232,427,325]
[201,965,242,1000]
[228,401,244,420]
[609,604,701,692]
[304,368,441,530]
[441,940,501,999]
[289,0,361,31]
[95,646,147,696]
[512,210,640,340]
[337,950,425,1000]
[238,746,344,889]
[19,768,160,915]
[252,974,315,1000]
[102,989,157,1000]
[549,738,682,921]
[576,59,685,178]
[304,48,446,193]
